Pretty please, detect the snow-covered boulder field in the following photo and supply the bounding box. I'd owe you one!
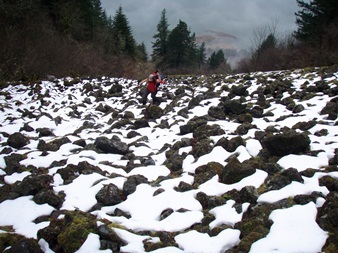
[0,66,337,253]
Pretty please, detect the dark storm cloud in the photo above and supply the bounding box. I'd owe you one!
[101,0,300,55]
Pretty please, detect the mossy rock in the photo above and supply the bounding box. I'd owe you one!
[57,211,98,253]
[0,232,26,252]
[237,225,269,252]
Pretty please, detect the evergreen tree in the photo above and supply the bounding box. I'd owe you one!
[294,0,338,48]
[197,42,207,68]
[111,6,136,57]
[209,50,225,70]
[166,20,197,68]
[152,9,170,67]
[137,42,148,62]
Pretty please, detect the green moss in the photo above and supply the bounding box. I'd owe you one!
[57,211,97,253]
[0,233,25,252]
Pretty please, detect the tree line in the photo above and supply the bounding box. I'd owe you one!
[238,0,338,72]
[0,0,336,81]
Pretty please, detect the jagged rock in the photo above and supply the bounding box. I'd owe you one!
[222,99,246,115]
[108,83,123,94]
[122,175,148,196]
[160,208,174,220]
[110,119,132,129]
[141,157,156,166]
[12,174,52,196]
[193,124,225,139]
[175,87,186,96]
[36,127,54,137]
[96,103,113,113]
[3,153,26,175]
[4,238,43,253]
[37,136,71,152]
[329,148,338,165]
[321,99,338,120]
[265,168,303,191]
[94,136,128,155]
[193,162,223,187]
[180,117,207,135]
[164,151,185,172]
[229,85,248,97]
[292,104,305,113]
[7,132,29,149]
[175,181,193,192]
[134,118,150,129]
[38,210,98,253]
[123,111,134,119]
[73,139,86,147]
[191,138,213,158]
[260,162,283,176]
[220,157,256,184]
[127,130,141,138]
[239,186,259,204]
[235,123,254,135]
[0,184,19,203]
[292,120,317,130]
[238,113,253,123]
[98,224,124,252]
[145,105,164,119]
[261,130,310,156]
[250,106,264,118]
[56,161,105,184]
[208,106,226,120]
[319,176,338,192]
[317,192,338,252]
[33,189,63,208]
[188,94,203,109]
[95,183,122,206]
[215,136,245,152]
[196,191,228,210]
[20,123,34,132]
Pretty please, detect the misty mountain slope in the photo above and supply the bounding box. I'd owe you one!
[0,66,337,253]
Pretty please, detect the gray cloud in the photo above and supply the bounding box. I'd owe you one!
[101,0,300,62]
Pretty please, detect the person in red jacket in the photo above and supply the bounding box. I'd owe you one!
[141,70,161,105]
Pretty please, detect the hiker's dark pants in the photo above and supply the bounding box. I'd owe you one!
[142,88,157,105]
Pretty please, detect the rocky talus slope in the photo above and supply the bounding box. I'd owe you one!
[0,66,337,252]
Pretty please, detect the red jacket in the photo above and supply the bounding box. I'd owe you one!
[147,72,158,92]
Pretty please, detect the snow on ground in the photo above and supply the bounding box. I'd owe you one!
[0,68,337,252]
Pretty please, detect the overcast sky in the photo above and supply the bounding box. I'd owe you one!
[101,0,302,58]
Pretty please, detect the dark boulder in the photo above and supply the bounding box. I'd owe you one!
[96,183,122,206]
[13,174,52,196]
[208,106,226,120]
[134,118,150,129]
[4,238,43,253]
[179,117,207,135]
[36,127,54,137]
[193,124,225,139]
[122,175,148,196]
[223,99,246,115]
[37,137,71,152]
[94,136,128,155]
[220,157,256,184]
[3,153,26,175]
[215,136,245,152]
[33,189,63,208]
[98,224,124,252]
[145,105,164,119]
[261,130,310,156]
[7,132,29,149]
[320,100,338,120]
